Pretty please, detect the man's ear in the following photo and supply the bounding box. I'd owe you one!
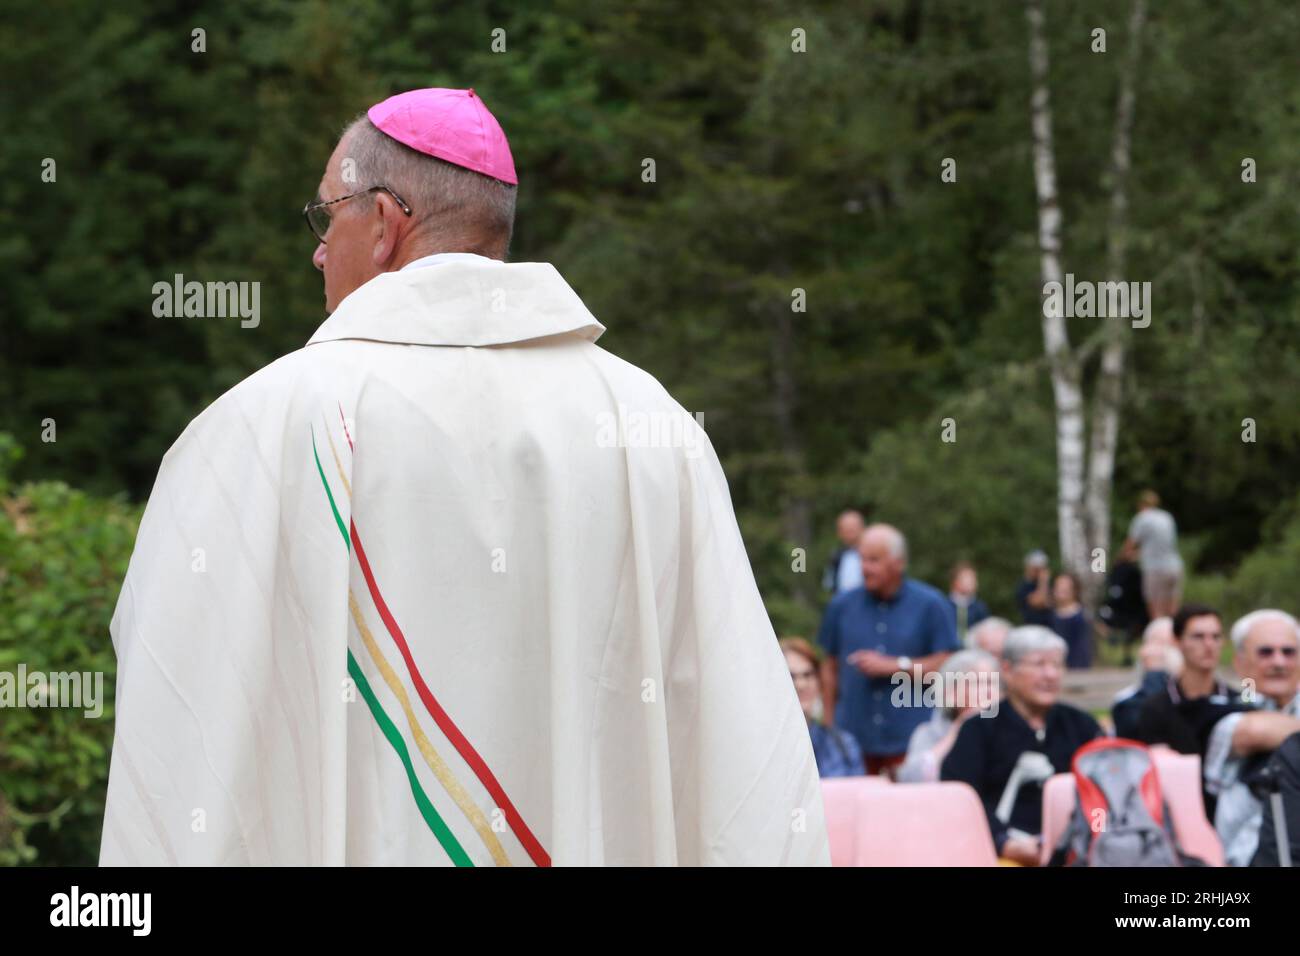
[370,193,404,268]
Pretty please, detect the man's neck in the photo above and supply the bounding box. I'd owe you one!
[397,250,494,270]
[1179,668,1216,698]
[1268,689,1300,713]
[871,578,904,602]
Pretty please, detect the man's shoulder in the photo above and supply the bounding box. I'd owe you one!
[226,346,329,401]
[954,706,1000,744]
[161,347,330,465]
[830,724,861,753]
[903,578,948,607]
[1133,682,1177,733]
[826,587,864,614]
[585,344,682,407]
[578,344,724,472]
[1051,701,1103,735]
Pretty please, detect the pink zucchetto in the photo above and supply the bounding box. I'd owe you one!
[367,87,518,185]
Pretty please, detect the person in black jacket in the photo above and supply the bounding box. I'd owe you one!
[1111,616,1179,740]
[941,625,1102,866]
[1133,607,1236,747]
[1098,546,1149,664]
[1134,605,1243,819]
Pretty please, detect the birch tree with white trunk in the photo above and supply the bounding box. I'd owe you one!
[1025,0,1148,607]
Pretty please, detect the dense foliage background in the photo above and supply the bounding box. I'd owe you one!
[1,0,1297,863]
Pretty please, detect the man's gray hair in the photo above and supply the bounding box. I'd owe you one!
[1001,625,1067,665]
[862,523,907,562]
[968,616,1011,647]
[341,115,517,259]
[1229,609,1300,651]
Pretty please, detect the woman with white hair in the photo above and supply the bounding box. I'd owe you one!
[897,649,1000,783]
[940,626,1103,865]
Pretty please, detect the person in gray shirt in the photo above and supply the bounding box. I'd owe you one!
[897,649,1000,783]
[1124,489,1184,619]
[1204,610,1300,865]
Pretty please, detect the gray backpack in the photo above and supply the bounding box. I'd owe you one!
[1054,738,1203,867]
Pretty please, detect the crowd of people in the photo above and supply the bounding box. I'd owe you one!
[786,498,1300,866]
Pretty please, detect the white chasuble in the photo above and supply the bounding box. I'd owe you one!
[100,258,829,866]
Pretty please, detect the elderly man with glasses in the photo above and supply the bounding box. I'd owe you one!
[1203,609,1300,865]
[101,88,828,867]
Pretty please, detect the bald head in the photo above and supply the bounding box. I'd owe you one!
[860,524,907,560]
[835,510,865,548]
[858,523,907,597]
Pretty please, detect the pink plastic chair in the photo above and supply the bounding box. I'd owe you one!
[821,778,868,867]
[1039,746,1224,866]
[821,776,891,866]
[1150,746,1226,867]
[821,778,998,866]
[1040,773,1078,864]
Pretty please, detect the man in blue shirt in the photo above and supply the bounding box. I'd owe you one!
[817,524,960,776]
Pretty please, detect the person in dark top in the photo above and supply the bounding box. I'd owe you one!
[821,509,865,596]
[1135,605,1233,752]
[947,561,990,644]
[1097,541,1149,664]
[941,625,1102,865]
[1111,616,1179,739]
[1135,604,1248,819]
[1015,550,1052,627]
[1048,572,1091,669]
[1114,669,1169,738]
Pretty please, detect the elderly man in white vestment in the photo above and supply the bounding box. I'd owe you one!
[99,87,829,866]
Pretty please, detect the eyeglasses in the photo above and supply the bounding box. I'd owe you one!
[1255,646,1298,659]
[302,185,412,244]
[1014,655,1064,672]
